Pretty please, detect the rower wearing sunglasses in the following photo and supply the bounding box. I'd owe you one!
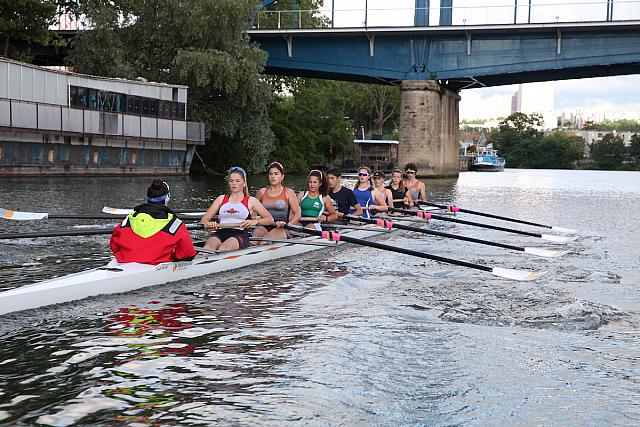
[352,166,388,219]
[403,162,427,205]
[370,171,394,216]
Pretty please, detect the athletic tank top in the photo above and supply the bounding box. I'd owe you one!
[370,187,387,216]
[219,195,250,229]
[353,187,373,219]
[386,184,407,208]
[260,187,289,222]
[407,180,423,202]
[300,192,324,218]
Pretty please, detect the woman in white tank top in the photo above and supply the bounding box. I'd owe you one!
[200,166,274,251]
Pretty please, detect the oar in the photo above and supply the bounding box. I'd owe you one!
[417,201,576,234]
[284,224,544,281]
[344,215,568,258]
[0,224,209,240]
[387,207,576,244]
[102,206,206,217]
[1,208,129,221]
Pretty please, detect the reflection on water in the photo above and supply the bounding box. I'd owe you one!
[0,170,639,425]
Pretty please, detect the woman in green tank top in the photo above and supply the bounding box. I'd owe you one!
[296,170,338,230]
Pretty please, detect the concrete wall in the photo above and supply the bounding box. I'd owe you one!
[398,80,460,178]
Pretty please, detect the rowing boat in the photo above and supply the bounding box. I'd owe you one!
[0,224,387,316]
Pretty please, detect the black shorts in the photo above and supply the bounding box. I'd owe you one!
[211,228,250,249]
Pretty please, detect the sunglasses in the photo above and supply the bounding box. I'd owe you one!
[405,170,416,174]
[373,176,384,179]
[358,173,370,177]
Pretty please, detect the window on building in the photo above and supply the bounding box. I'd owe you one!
[142,98,150,116]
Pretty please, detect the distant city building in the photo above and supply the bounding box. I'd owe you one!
[511,83,557,128]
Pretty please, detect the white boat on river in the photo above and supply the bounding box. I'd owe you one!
[0,225,386,316]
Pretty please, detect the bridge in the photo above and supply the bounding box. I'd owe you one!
[250,1,640,176]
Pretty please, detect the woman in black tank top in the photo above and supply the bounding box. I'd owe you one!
[385,169,410,208]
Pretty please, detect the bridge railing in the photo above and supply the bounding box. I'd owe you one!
[252,1,640,29]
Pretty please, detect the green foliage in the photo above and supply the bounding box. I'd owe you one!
[0,0,57,59]
[269,79,354,172]
[493,113,584,169]
[582,118,640,132]
[629,134,640,166]
[590,134,627,170]
[67,0,274,173]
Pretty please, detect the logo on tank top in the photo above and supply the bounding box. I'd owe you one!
[275,200,286,209]
[313,201,320,208]
[225,208,239,214]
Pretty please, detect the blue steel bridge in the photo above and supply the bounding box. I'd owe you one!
[250,0,640,89]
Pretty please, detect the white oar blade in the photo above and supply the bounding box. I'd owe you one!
[491,267,545,281]
[524,247,570,258]
[541,234,577,244]
[0,208,48,220]
[179,212,206,217]
[102,207,133,215]
[551,226,577,235]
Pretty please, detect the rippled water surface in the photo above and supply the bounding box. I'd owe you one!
[0,169,639,426]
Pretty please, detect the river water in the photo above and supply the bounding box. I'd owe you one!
[0,169,638,426]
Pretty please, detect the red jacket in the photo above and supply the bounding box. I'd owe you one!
[110,204,196,265]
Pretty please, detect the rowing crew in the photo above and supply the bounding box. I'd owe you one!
[110,162,428,265]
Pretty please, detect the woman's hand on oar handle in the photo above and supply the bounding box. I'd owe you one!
[202,221,219,231]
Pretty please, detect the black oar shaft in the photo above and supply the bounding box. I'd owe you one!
[387,207,543,238]
[0,223,205,240]
[418,201,553,230]
[345,215,524,252]
[284,225,492,272]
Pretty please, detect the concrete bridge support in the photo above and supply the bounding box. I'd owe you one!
[398,80,460,178]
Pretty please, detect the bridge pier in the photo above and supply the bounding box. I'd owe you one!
[398,80,460,178]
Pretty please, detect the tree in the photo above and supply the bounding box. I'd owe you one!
[269,79,354,171]
[0,0,57,60]
[492,113,543,168]
[66,0,275,173]
[628,134,640,168]
[590,134,626,170]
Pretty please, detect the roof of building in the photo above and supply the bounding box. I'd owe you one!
[2,57,188,89]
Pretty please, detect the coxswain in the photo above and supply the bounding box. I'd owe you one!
[403,162,427,205]
[326,166,362,223]
[252,161,301,243]
[297,169,338,230]
[386,169,411,208]
[352,166,387,219]
[200,166,274,251]
[110,179,196,265]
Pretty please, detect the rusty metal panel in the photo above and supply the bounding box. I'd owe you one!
[173,120,186,140]
[140,117,157,138]
[123,115,140,137]
[11,102,37,128]
[62,108,84,133]
[0,100,10,127]
[38,105,61,131]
